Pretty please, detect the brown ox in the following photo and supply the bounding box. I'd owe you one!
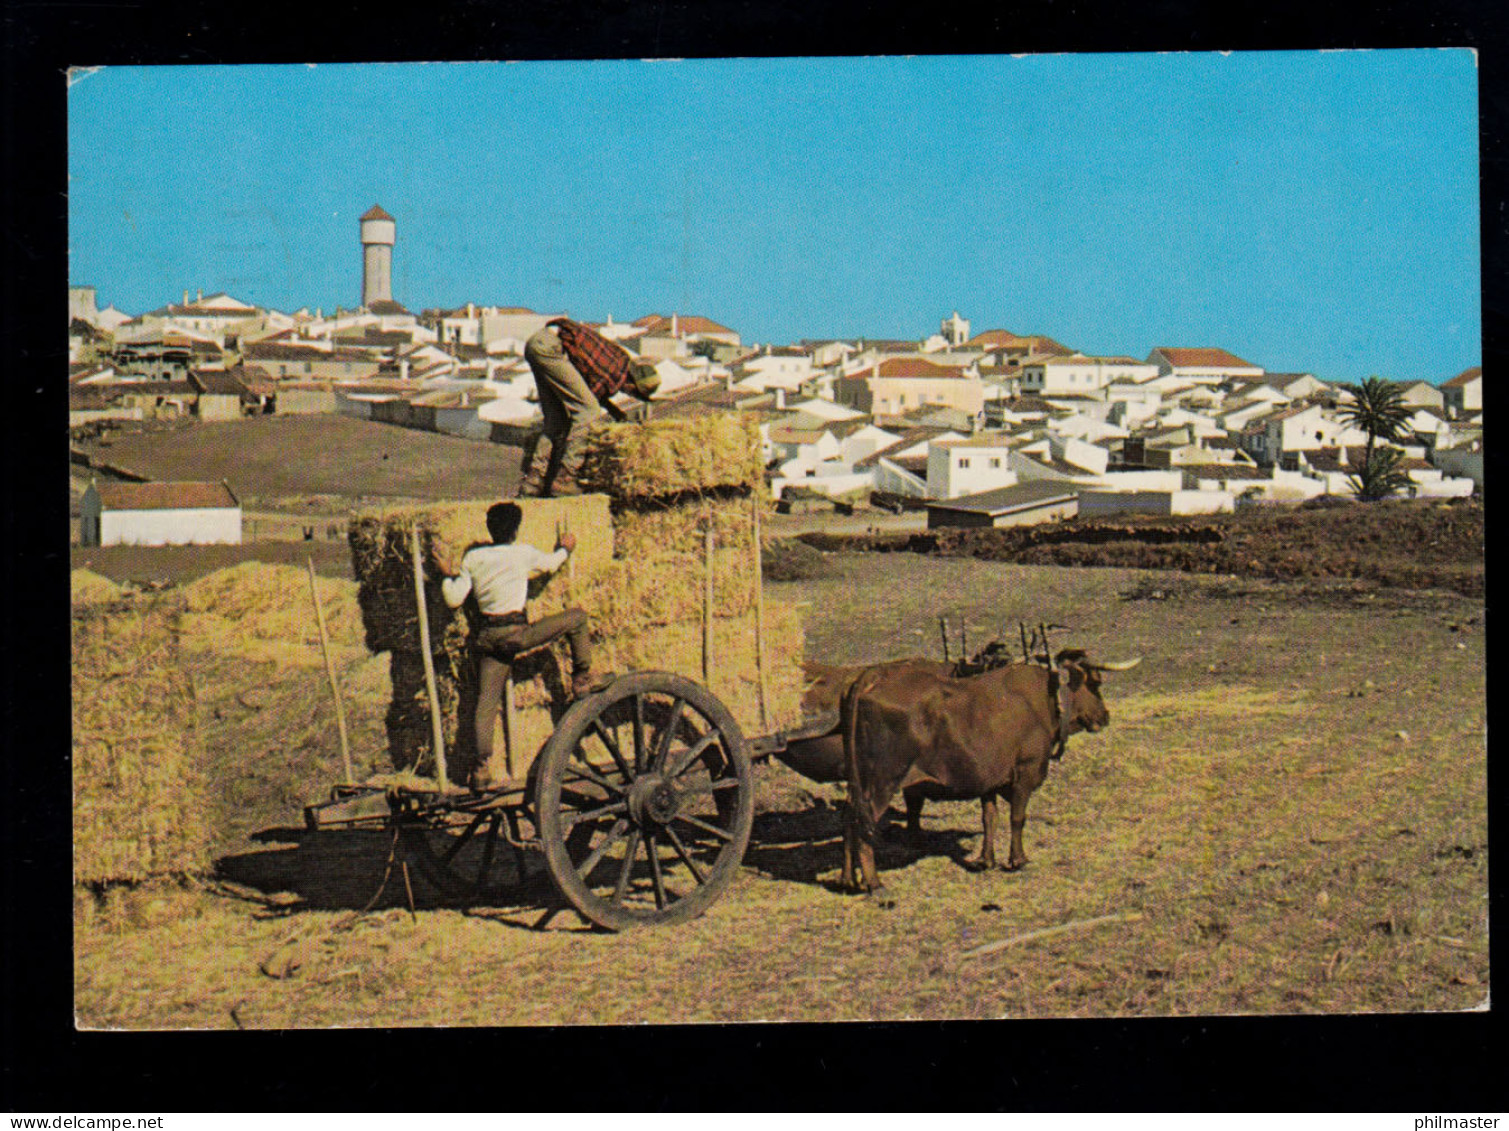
[839,648,1140,892]
[774,659,953,784]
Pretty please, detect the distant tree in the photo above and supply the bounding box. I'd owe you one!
[689,339,720,361]
[1337,376,1414,502]
[1347,445,1415,502]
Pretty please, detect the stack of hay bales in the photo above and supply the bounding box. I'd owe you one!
[347,414,804,785]
[73,597,213,886]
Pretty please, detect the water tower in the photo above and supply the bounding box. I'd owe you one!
[360,204,396,308]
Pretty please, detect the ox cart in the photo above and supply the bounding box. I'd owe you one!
[304,670,840,932]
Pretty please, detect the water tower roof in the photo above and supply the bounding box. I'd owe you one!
[360,204,395,221]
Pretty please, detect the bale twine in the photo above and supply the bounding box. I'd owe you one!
[73,599,213,885]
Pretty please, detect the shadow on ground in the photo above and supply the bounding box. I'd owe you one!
[742,802,975,891]
[217,801,980,913]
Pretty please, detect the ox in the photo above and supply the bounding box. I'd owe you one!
[774,659,953,785]
[839,648,1140,892]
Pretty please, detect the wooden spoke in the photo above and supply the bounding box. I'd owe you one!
[662,824,707,885]
[645,831,667,909]
[652,697,686,773]
[559,798,628,831]
[564,754,623,796]
[590,719,635,783]
[536,671,753,930]
[664,730,720,781]
[677,776,741,797]
[632,694,647,773]
[576,816,631,880]
[560,786,610,810]
[612,829,641,905]
[673,812,734,842]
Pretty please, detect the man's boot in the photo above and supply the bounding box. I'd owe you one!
[517,435,550,498]
[571,669,614,698]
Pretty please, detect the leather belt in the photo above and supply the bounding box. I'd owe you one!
[479,611,528,626]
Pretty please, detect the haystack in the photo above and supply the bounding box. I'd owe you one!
[71,568,126,608]
[349,417,804,785]
[177,560,366,666]
[73,599,213,885]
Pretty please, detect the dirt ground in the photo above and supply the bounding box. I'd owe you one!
[73,551,1488,1027]
[75,415,523,503]
[800,497,1485,598]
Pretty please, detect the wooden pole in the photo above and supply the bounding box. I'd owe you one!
[307,557,353,785]
[702,519,715,685]
[751,496,769,732]
[939,615,951,664]
[501,673,517,782]
[410,525,452,792]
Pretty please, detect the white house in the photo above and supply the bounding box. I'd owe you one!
[1240,403,1367,465]
[926,436,1017,499]
[1440,367,1482,418]
[1148,347,1265,385]
[732,348,816,392]
[80,480,241,546]
[1021,354,1158,395]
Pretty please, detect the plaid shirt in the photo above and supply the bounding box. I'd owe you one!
[548,318,650,407]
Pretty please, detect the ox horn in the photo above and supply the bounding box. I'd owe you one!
[1091,657,1143,672]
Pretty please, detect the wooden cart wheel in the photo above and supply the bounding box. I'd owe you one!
[534,671,754,930]
[398,806,527,903]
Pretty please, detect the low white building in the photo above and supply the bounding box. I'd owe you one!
[1021,354,1159,395]
[927,436,1017,499]
[79,480,241,546]
[1078,489,1235,518]
[1148,347,1265,385]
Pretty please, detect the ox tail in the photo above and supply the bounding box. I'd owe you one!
[841,664,886,842]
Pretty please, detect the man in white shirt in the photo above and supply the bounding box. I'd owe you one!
[435,502,610,786]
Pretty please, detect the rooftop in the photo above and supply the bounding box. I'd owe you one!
[1155,347,1260,370]
[94,480,238,511]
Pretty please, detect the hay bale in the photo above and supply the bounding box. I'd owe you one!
[578,415,766,501]
[73,600,213,885]
[177,561,366,665]
[71,568,126,608]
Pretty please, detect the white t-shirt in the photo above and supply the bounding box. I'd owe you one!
[441,542,569,616]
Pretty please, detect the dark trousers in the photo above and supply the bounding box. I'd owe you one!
[473,609,591,764]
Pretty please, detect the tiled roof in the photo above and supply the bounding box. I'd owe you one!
[95,481,237,511]
[852,426,960,469]
[634,314,736,336]
[1442,367,1481,388]
[366,300,410,315]
[844,358,969,380]
[361,204,395,222]
[188,370,248,396]
[1154,347,1260,369]
[1182,463,1273,480]
[965,329,1027,348]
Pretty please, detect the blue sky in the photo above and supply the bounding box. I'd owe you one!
[68,52,1480,382]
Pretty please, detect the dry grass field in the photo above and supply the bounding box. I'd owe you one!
[73,551,1487,1028]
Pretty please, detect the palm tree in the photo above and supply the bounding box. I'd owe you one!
[1346,445,1414,501]
[1337,376,1414,500]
